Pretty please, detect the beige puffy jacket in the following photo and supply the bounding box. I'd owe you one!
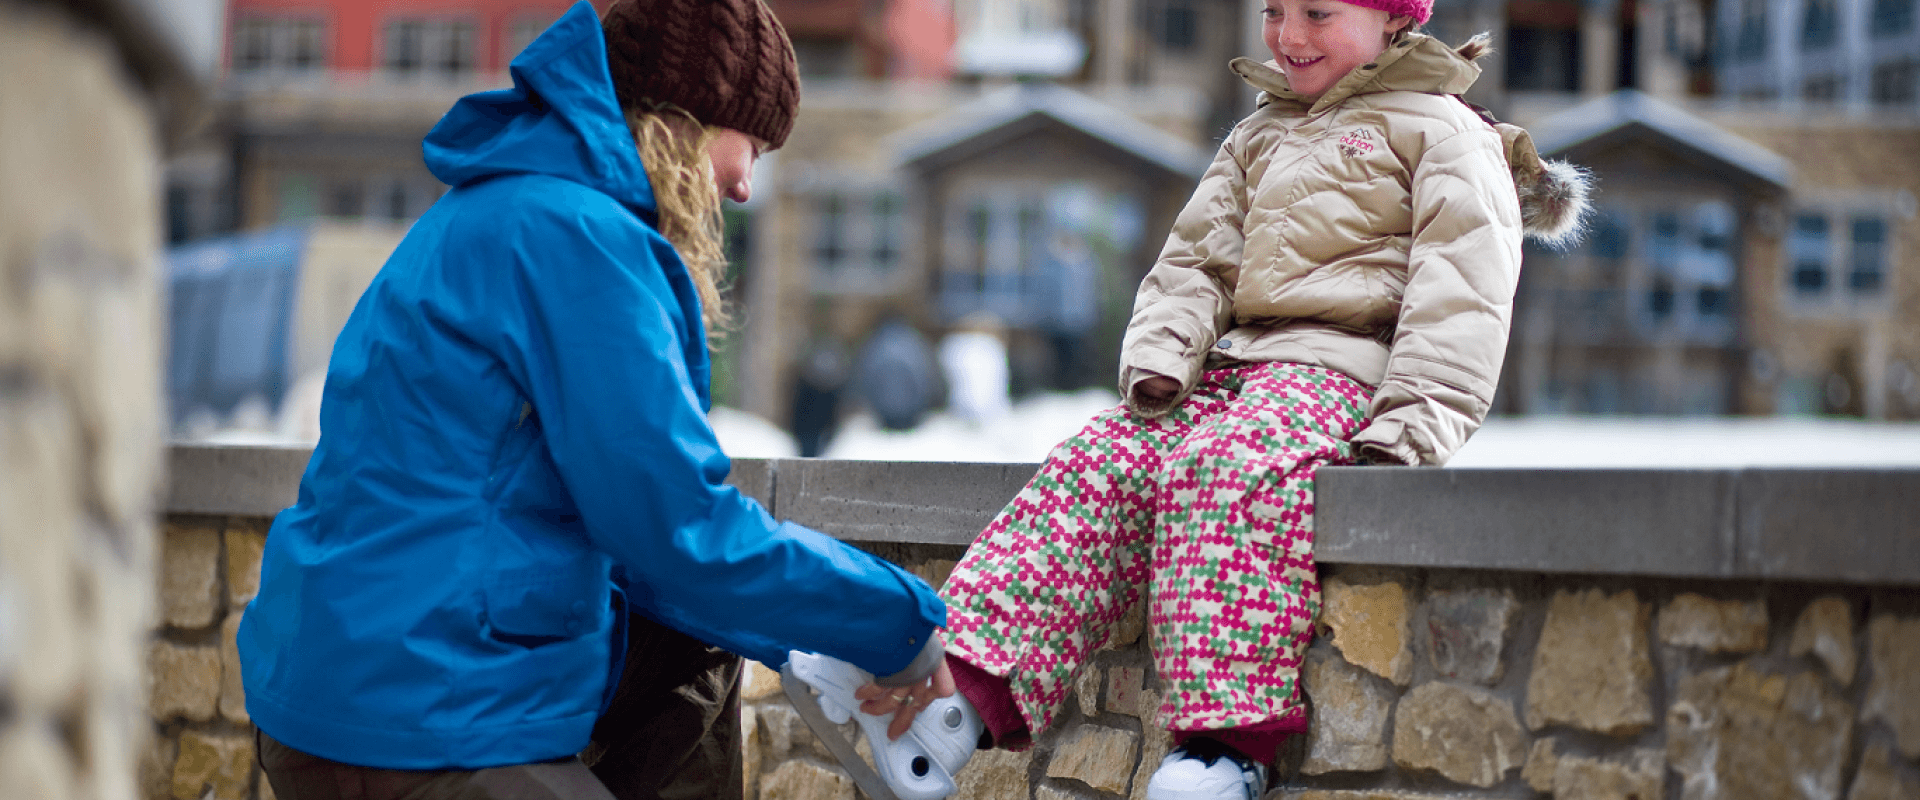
[1119,34,1590,466]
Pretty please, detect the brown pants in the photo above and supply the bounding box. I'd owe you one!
[259,614,744,800]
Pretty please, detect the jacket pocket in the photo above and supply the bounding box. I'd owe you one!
[482,561,606,649]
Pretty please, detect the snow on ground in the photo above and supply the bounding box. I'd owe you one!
[712,388,1123,463]
[1450,415,1920,468]
[821,388,1122,463]
[707,405,800,459]
[184,388,1920,469]
[712,392,1920,468]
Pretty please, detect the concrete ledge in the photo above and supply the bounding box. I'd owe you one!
[772,459,1036,545]
[166,445,314,517]
[164,444,1920,585]
[1314,468,1741,578]
[1315,467,1920,585]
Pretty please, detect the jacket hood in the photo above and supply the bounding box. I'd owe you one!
[1229,34,1592,248]
[1490,118,1593,249]
[423,1,654,214]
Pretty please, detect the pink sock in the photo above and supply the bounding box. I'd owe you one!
[946,655,1032,750]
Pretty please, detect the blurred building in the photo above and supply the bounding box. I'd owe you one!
[735,0,1253,428]
[167,0,579,242]
[1462,0,1920,419]
[162,0,581,439]
[165,0,1920,429]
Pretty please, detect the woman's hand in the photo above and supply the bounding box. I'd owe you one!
[853,638,958,740]
[1134,376,1180,403]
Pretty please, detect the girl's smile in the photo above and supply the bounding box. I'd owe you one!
[1262,0,1411,99]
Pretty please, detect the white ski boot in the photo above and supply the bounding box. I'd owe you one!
[781,651,983,800]
[1144,738,1269,800]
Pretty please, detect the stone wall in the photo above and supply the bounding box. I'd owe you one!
[145,515,269,800]
[156,452,1920,800]
[735,550,1920,800]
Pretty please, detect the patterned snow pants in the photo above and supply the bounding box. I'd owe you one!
[941,362,1374,735]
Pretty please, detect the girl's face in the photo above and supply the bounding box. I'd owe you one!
[707,128,766,204]
[1262,0,1411,99]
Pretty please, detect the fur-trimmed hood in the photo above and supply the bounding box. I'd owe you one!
[1490,119,1593,250]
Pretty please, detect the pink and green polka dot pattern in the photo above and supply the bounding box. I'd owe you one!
[941,363,1373,735]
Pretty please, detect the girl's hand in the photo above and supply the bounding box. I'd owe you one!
[1135,376,1180,402]
[852,636,958,740]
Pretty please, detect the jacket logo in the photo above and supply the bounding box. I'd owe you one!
[1337,129,1378,158]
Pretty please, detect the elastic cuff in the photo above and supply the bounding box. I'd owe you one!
[947,655,1030,750]
[874,635,946,687]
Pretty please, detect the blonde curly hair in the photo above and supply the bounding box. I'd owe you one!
[624,101,731,342]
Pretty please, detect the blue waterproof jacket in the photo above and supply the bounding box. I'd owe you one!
[237,2,946,770]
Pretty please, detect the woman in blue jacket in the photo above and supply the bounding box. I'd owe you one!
[237,1,953,797]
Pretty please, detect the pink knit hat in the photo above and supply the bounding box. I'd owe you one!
[1339,0,1432,25]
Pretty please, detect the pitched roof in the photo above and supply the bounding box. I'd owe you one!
[1527,89,1793,191]
[890,82,1211,179]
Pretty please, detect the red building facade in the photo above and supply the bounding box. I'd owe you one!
[225,0,586,77]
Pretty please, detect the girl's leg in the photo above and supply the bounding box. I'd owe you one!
[1149,364,1373,738]
[940,388,1227,741]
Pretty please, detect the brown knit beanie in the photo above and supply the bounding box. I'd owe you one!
[601,0,800,150]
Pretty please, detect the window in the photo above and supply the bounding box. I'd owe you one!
[1015,200,1045,272]
[167,185,193,244]
[231,17,326,74]
[941,192,1032,321]
[963,202,991,277]
[306,175,443,223]
[1158,0,1199,52]
[1692,203,1735,319]
[1505,27,1582,91]
[1789,206,1894,307]
[1803,74,1844,100]
[1802,0,1838,49]
[1633,202,1737,339]
[1849,217,1888,294]
[814,193,849,271]
[1872,58,1917,104]
[1873,0,1916,34]
[1647,211,1681,320]
[1790,214,1832,295]
[871,194,903,270]
[1736,0,1768,61]
[384,18,477,80]
[1589,210,1631,261]
[811,187,907,287]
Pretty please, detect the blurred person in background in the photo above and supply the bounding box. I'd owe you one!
[235,2,953,798]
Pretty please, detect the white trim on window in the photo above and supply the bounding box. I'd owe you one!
[807,178,912,294]
[1783,191,1912,315]
[231,16,328,75]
